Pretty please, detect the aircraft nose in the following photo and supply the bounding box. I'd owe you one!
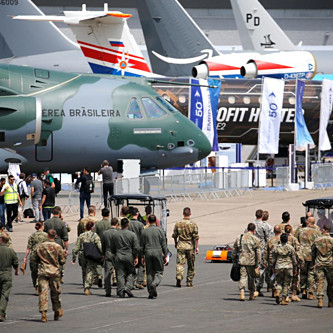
[196,133,212,160]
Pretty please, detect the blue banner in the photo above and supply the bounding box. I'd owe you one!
[189,79,220,151]
[295,80,315,151]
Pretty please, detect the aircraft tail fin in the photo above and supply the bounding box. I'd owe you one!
[13,4,152,77]
[230,0,296,51]
[0,0,77,59]
[137,0,219,77]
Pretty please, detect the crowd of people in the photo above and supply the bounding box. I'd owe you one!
[231,209,333,308]
[0,201,200,323]
[0,169,56,232]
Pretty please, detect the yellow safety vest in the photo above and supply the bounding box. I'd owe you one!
[4,183,18,204]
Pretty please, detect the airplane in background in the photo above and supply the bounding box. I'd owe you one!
[0,64,211,173]
[230,0,333,80]
[14,1,315,81]
[137,0,316,80]
[0,0,90,73]
[12,3,156,77]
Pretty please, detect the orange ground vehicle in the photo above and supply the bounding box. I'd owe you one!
[205,245,233,263]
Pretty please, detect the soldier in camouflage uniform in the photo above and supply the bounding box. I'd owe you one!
[279,211,294,234]
[263,225,282,297]
[245,209,272,296]
[297,216,321,300]
[0,232,18,322]
[232,223,261,301]
[72,221,103,295]
[140,215,168,299]
[77,205,97,236]
[285,224,303,302]
[172,207,199,288]
[312,224,333,308]
[101,217,119,297]
[272,233,297,305]
[37,229,66,322]
[110,218,139,297]
[23,222,47,292]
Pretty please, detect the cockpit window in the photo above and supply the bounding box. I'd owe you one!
[127,98,143,119]
[34,69,50,79]
[142,97,167,119]
[156,96,177,113]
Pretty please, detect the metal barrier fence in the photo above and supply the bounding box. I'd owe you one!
[312,163,333,189]
[22,163,333,212]
[114,168,252,200]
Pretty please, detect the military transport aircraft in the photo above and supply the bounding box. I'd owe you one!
[0,64,211,173]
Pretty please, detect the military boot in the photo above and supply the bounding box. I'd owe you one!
[302,289,307,299]
[84,288,92,296]
[240,289,245,301]
[328,300,333,307]
[291,291,300,302]
[275,290,281,304]
[41,311,47,323]
[285,296,291,302]
[281,296,288,305]
[249,291,255,300]
[308,292,315,300]
[176,279,181,288]
[317,298,323,308]
[54,309,64,321]
[253,291,259,298]
[258,289,264,297]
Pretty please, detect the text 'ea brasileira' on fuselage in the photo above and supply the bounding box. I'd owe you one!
[0,64,211,174]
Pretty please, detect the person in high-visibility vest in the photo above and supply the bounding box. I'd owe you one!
[0,175,22,232]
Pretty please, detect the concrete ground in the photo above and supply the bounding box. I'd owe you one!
[2,188,333,332]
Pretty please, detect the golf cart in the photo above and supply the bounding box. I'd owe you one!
[303,198,333,236]
[109,194,169,233]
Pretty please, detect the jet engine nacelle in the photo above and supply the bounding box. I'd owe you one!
[240,51,316,79]
[0,96,42,148]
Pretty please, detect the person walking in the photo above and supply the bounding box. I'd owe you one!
[312,224,333,308]
[36,229,66,322]
[140,215,168,299]
[98,160,114,208]
[0,175,22,232]
[76,168,94,220]
[172,207,199,288]
[77,205,98,236]
[72,221,103,294]
[272,233,297,305]
[0,232,19,322]
[110,218,139,298]
[16,173,29,223]
[30,173,44,222]
[23,222,48,293]
[40,180,55,221]
[101,217,119,297]
[232,223,261,301]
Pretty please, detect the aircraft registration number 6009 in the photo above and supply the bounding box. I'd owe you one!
[0,0,18,5]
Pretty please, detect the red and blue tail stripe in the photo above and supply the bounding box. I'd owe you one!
[109,41,124,47]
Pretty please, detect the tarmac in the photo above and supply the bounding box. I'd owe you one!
[2,188,333,332]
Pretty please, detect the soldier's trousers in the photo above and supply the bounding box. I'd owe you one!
[115,257,135,294]
[104,259,115,295]
[275,268,293,297]
[38,275,61,312]
[256,253,265,290]
[145,251,164,293]
[176,249,195,282]
[84,258,102,290]
[30,254,39,288]
[315,266,333,301]
[0,271,12,318]
[239,265,256,292]
[135,255,144,284]
[291,266,300,293]
[301,261,315,293]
